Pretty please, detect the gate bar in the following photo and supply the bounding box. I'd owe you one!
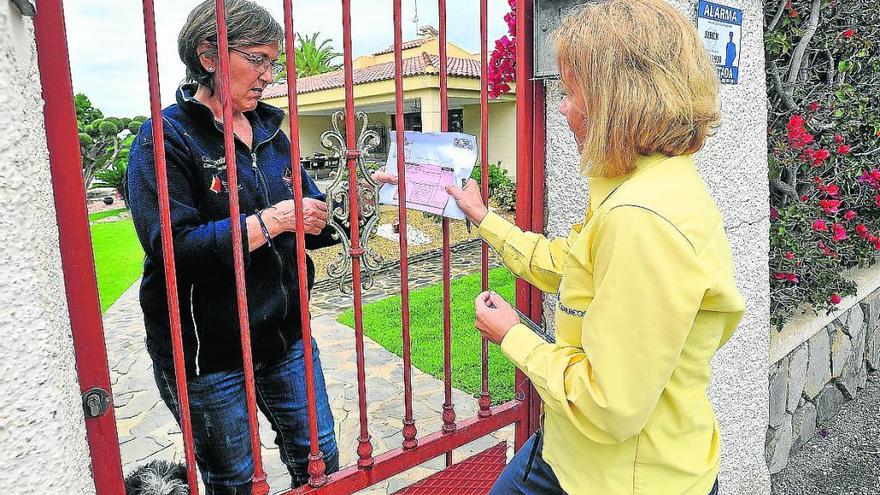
[514,0,538,449]
[34,2,126,492]
[478,0,493,420]
[391,0,419,452]
[340,0,376,470]
[212,0,270,491]
[281,0,329,487]
[437,0,458,468]
[140,1,203,491]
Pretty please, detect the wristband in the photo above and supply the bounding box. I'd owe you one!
[255,209,273,247]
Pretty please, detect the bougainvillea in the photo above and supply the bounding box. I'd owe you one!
[767,0,880,328]
[488,0,516,99]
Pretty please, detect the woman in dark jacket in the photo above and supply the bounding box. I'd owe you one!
[127,1,337,492]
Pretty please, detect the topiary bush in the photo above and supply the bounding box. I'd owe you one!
[766,0,880,328]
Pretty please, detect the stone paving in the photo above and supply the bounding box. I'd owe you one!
[104,241,510,494]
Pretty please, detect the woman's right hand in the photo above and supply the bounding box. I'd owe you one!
[446,179,489,225]
[266,199,328,235]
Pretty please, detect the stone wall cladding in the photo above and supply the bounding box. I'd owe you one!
[765,289,879,474]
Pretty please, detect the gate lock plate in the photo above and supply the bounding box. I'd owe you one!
[82,387,111,418]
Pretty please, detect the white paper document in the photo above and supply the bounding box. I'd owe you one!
[378,131,478,220]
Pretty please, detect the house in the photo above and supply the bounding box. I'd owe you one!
[260,27,518,177]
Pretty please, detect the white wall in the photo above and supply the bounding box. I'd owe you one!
[540,1,770,493]
[0,2,96,492]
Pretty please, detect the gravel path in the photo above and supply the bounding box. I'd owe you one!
[771,372,880,495]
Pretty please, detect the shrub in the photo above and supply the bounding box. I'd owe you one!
[766,0,880,328]
[471,161,516,211]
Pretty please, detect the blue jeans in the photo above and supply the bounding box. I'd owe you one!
[152,338,338,494]
[490,434,720,495]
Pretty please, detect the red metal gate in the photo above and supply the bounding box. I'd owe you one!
[35,0,544,493]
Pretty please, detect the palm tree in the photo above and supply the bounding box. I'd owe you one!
[276,32,341,81]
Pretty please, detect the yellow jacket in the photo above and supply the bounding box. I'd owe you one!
[479,153,744,495]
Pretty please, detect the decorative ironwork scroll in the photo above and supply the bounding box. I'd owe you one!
[320,110,384,293]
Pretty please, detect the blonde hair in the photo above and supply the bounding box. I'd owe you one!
[552,0,721,177]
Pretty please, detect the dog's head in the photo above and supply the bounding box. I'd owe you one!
[124,460,189,495]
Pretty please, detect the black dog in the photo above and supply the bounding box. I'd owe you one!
[124,460,190,495]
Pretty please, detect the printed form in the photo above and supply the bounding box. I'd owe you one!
[378,131,478,220]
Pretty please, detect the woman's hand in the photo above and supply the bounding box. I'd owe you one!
[474,291,520,345]
[446,179,489,225]
[266,198,328,235]
[371,167,398,186]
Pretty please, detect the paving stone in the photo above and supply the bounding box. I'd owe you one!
[786,343,809,413]
[815,383,845,423]
[804,327,831,399]
[845,303,865,337]
[830,323,853,379]
[790,402,817,453]
[766,414,793,475]
[769,360,788,429]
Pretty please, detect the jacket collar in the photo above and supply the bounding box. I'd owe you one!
[175,83,285,148]
[587,153,672,211]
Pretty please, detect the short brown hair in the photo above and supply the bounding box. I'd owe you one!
[552,0,721,177]
[178,0,283,93]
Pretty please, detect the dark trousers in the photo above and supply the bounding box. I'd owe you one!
[489,434,720,495]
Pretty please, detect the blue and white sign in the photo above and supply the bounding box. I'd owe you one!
[697,0,743,84]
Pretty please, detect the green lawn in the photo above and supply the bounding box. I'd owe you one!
[89,209,144,312]
[338,267,516,403]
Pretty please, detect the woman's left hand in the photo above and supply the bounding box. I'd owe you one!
[474,291,520,345]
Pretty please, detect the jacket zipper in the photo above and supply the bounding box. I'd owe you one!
[252,151,290,348]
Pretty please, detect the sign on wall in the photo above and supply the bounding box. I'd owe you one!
[697,0,743,84]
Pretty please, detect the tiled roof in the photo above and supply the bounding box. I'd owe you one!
[261,54,481,99]
[372,37,432,55]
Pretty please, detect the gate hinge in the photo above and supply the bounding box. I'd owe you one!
[81,387,111,419]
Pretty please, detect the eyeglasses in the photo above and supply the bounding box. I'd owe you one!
[230,47,284,76]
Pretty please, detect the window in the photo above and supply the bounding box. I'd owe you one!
[448,109,463,133]
[390,112,422,132]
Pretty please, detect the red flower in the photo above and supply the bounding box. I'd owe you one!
[856,224,869,237]
[784,251,795,260]
[838,144,852,155]
[770,207,779,220]
[786,273,798,283]
[874,194,880,208]
[788,114,805,130]
[825,184,840,197]
[832,223,847,242]
[831,293,842,305]
[789,8,799,17]
[834,134,845,144]
[843,29,855,39]
[807,101,820,112]
[820,199,841,215]
[844,210,857,221]
[774,272,787,280]
[813,219,828,232]
[812,148,831,166]
[800,195,810,201]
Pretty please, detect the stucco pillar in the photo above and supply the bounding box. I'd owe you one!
[0,2,96,492]
[540,1,770,493]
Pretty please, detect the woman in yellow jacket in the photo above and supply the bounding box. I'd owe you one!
[446,1,746,494]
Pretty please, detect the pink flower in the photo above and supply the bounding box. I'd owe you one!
[787,114,805,130]
[774,272,787,280]
[838,144,852,155]
[874,194,880,208]
[844,210,857,221]
[856,224,869,237]
[786,273,799,283]
[813,219,828,232]
[825,184,840,197]
[784,251,795,260]
[834,134,845,144]
[843,29,855,39]
[800,194,810,201]
[808,101,820,112]
[830,293,842,305]
[831,223,847,242]
[771,207,780,220]
[820,199,841,215]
